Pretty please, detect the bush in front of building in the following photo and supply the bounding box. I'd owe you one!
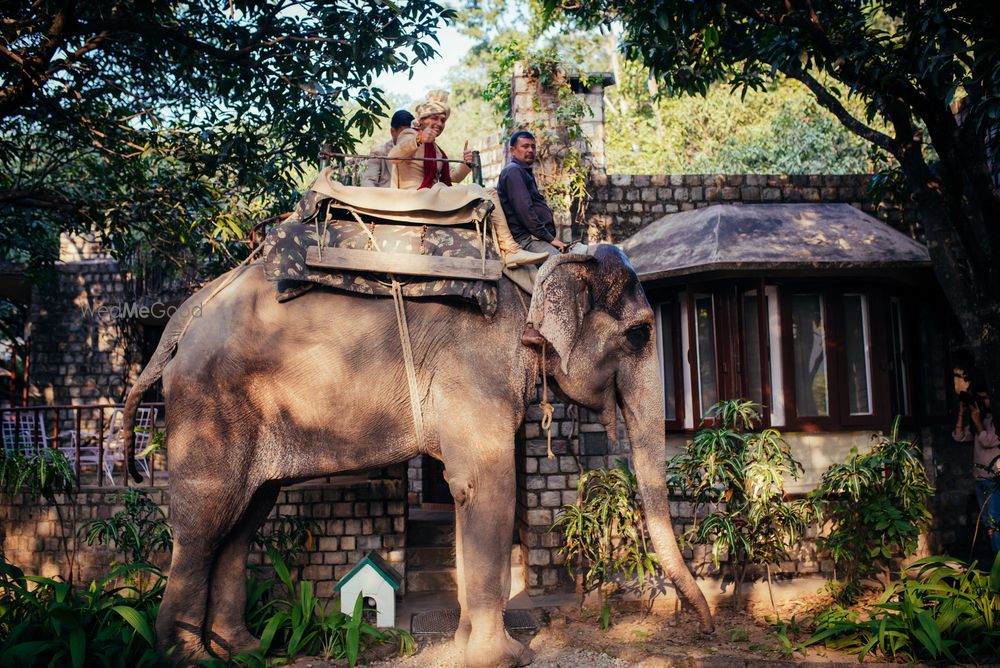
[806,552,1000,663]
[80,487,172,594]
[809,417,934,603]
[665,399,815,612]
[234,548,414,667]
[552,459,659,628]
[0,557,165,666]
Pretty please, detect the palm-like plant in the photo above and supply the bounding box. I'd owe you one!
[79,488,172,594]
[810,417,933,601]
[553,460,659,626]
[666,399,814,612]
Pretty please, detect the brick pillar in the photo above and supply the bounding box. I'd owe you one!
[517,382,635,595]
[27,260,142,432]
[508,64,614,245]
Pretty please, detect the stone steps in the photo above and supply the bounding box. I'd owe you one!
[406,516,523,593]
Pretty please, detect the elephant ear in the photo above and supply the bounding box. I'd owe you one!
[527,254,595,375]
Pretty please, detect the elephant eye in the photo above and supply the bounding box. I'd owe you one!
[624,323,651,351]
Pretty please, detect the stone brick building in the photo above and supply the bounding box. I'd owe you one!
[1,66,979,602]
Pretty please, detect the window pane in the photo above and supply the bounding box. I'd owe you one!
[742,293,764,407]
[661,304,677,421]
[695,295,718,417]
[791,294,829,416]
[843,294,873,415]
[889,299,910,416]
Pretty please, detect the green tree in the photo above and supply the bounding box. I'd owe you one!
[605,68,873,174]
[544,0,1000,407]
[1,0,455,278]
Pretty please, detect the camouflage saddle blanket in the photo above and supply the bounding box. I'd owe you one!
[262,171,503,316]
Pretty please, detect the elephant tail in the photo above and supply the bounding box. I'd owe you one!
[122,264,254,483]
[120,304,189,483]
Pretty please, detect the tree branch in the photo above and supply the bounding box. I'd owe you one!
[0,188,77,210]
[0,0,74,119]
[782,67,898,155]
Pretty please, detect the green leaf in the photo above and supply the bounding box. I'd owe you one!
[989,551,1000,593]
[111,606,155,646]
[68,627,86,668]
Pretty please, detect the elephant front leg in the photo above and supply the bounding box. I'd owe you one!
[449,455,533,668]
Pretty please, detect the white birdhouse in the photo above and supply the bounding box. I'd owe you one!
[334,550,403,627]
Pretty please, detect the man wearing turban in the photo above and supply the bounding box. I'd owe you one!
[388,90,548,269]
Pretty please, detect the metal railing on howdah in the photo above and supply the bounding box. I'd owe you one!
[0,403,165,487]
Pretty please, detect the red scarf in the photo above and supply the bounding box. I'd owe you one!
[418,142,451,189]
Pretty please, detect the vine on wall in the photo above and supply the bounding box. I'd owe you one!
[483,42,594,231]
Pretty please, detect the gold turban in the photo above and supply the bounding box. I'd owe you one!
[414,90,451,123]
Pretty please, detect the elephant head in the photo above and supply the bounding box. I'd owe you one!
[527,244,714,632]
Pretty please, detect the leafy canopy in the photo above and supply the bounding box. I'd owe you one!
[1,0,456,277]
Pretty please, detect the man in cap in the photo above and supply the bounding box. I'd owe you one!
[361,109,415,187]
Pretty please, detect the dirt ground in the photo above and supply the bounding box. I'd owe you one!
[292,588,895,667]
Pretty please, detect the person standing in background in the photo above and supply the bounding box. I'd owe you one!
[952,352,1000,555]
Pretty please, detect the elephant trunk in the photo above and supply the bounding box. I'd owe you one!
[618,354,715,633]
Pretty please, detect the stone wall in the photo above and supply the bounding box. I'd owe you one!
[579,172,902,243]
[468,131,506,186]
[26,260,138,431]
[0,470,407,598]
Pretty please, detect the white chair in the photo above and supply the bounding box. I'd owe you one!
[59,407,157,484]
[2,411,48,457]
[58,410,109,476]
[2,413,19,453]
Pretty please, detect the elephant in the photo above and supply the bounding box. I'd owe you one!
[122,243,713,667]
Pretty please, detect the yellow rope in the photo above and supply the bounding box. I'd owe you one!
[391,278,426,453]
[540,342,555,460]
[350,209,379,251]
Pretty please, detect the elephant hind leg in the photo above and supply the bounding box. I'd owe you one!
[156,540,216,661]
[155,479,255,661]
[204,483,280,659]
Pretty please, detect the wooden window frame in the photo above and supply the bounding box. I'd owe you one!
[735,280,772,428]
[658,298,686,431]
[779,284,889,432]
[656,278,921,434]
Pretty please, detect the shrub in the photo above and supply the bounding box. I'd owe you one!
[665,399,814,610]
[252,514,320,580]
[0,447,74,502]
[0,557,165,667]
[810,418,933,601]
[808,553,1000,662]
[79,487,172,594]
[0,448,77,579]
[237,548,413,666]
[552,460,659,626]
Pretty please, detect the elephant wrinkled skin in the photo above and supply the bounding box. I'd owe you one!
[122,244,713,667]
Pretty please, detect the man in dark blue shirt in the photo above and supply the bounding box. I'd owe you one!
[497,131,568,256]
[497,130,569,346]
